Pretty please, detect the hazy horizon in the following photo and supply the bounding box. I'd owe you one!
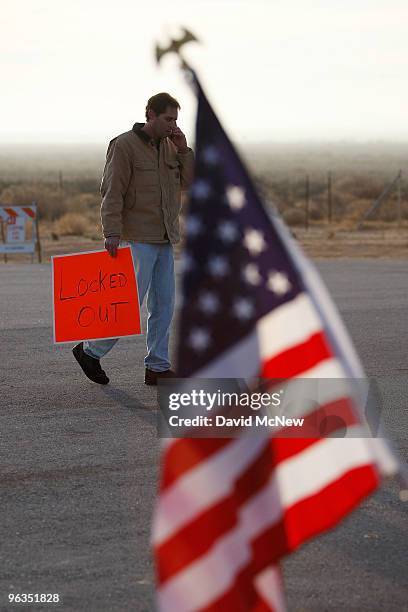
[1,140,406,187]
[2,139,408,149]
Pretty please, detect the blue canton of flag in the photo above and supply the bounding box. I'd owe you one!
[177,73,306,378]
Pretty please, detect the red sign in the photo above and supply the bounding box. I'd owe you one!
[52,247,141,344]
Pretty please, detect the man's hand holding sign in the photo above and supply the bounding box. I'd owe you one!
[65,89,194,385]
[104,236,121,257]
[52,247,140,344]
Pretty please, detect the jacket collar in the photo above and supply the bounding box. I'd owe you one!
[132,122,150,143]
[133,122,163,149]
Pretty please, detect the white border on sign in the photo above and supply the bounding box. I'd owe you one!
[51,246,143,345]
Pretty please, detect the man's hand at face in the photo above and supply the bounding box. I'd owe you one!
[105,235,120,257]
[170,127,188,152]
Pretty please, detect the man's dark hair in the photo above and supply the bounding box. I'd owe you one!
[145,92,180,120]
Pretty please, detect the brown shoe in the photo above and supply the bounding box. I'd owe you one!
[144,368,176,386]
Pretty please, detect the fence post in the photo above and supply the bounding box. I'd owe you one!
[397,170,402,228]
[33,201,42,263]
[305,174,310,230]
[0,219,7,263]
[328,171,333,224]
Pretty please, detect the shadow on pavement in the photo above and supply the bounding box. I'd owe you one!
[100,386,157,425]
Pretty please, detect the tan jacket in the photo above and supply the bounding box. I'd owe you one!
[100,126,194,243]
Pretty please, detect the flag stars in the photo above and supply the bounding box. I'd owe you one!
[191,179,212,201]
[180,252,195,274]
[188,328,211,352]
[208,255,229,278]
[217,220,239,243]
[198,291,220,315]
[186,215,203,237]
[202,145,219,166]
[267,271,292,296]
[243,263,262,286]
[243,228,266,256]
[233,298,255,321]
[226,185,246,211]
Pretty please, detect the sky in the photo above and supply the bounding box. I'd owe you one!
[1,0,407,144]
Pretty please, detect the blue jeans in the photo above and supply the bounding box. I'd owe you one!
[83,242,175,372]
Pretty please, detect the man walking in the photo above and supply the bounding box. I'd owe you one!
[73,92,194,385]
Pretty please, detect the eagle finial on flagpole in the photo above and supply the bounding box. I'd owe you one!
[154,27,199,72]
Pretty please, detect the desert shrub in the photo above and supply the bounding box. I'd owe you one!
[308,200,324,221]
[282,208,305,226]
[288,198,324,221]
[345,195,405,222]
[377,195,402,222]
[330,191,350,219]
[335,175,385,200]
[69,178,100,193]
[0,183,68,220]
[65,193,100,213]
[344,198,373,221]
[54,212,89,236]
[289,177,327,202]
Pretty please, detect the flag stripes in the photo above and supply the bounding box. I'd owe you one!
[155,437,267,544]
[260,330,332,379]
[254,567,286,612]
[156,431,375,552]
[156,436,379,611]
[257,293,322,361]
[161,438,232,490]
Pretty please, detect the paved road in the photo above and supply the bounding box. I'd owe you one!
[0,260,407,611]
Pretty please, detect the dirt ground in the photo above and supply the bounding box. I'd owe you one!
[1,225,407,264]
[295,226,408,258]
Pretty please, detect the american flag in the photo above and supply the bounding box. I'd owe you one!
[152,70,398,611]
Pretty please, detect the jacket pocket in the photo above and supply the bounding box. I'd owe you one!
[133,160,159,188]
[124,186,164,237]
[133,160,156,169]
[166,160,181,183]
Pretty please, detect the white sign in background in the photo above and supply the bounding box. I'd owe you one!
[0,205,37,255]
[6,216,26,242]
